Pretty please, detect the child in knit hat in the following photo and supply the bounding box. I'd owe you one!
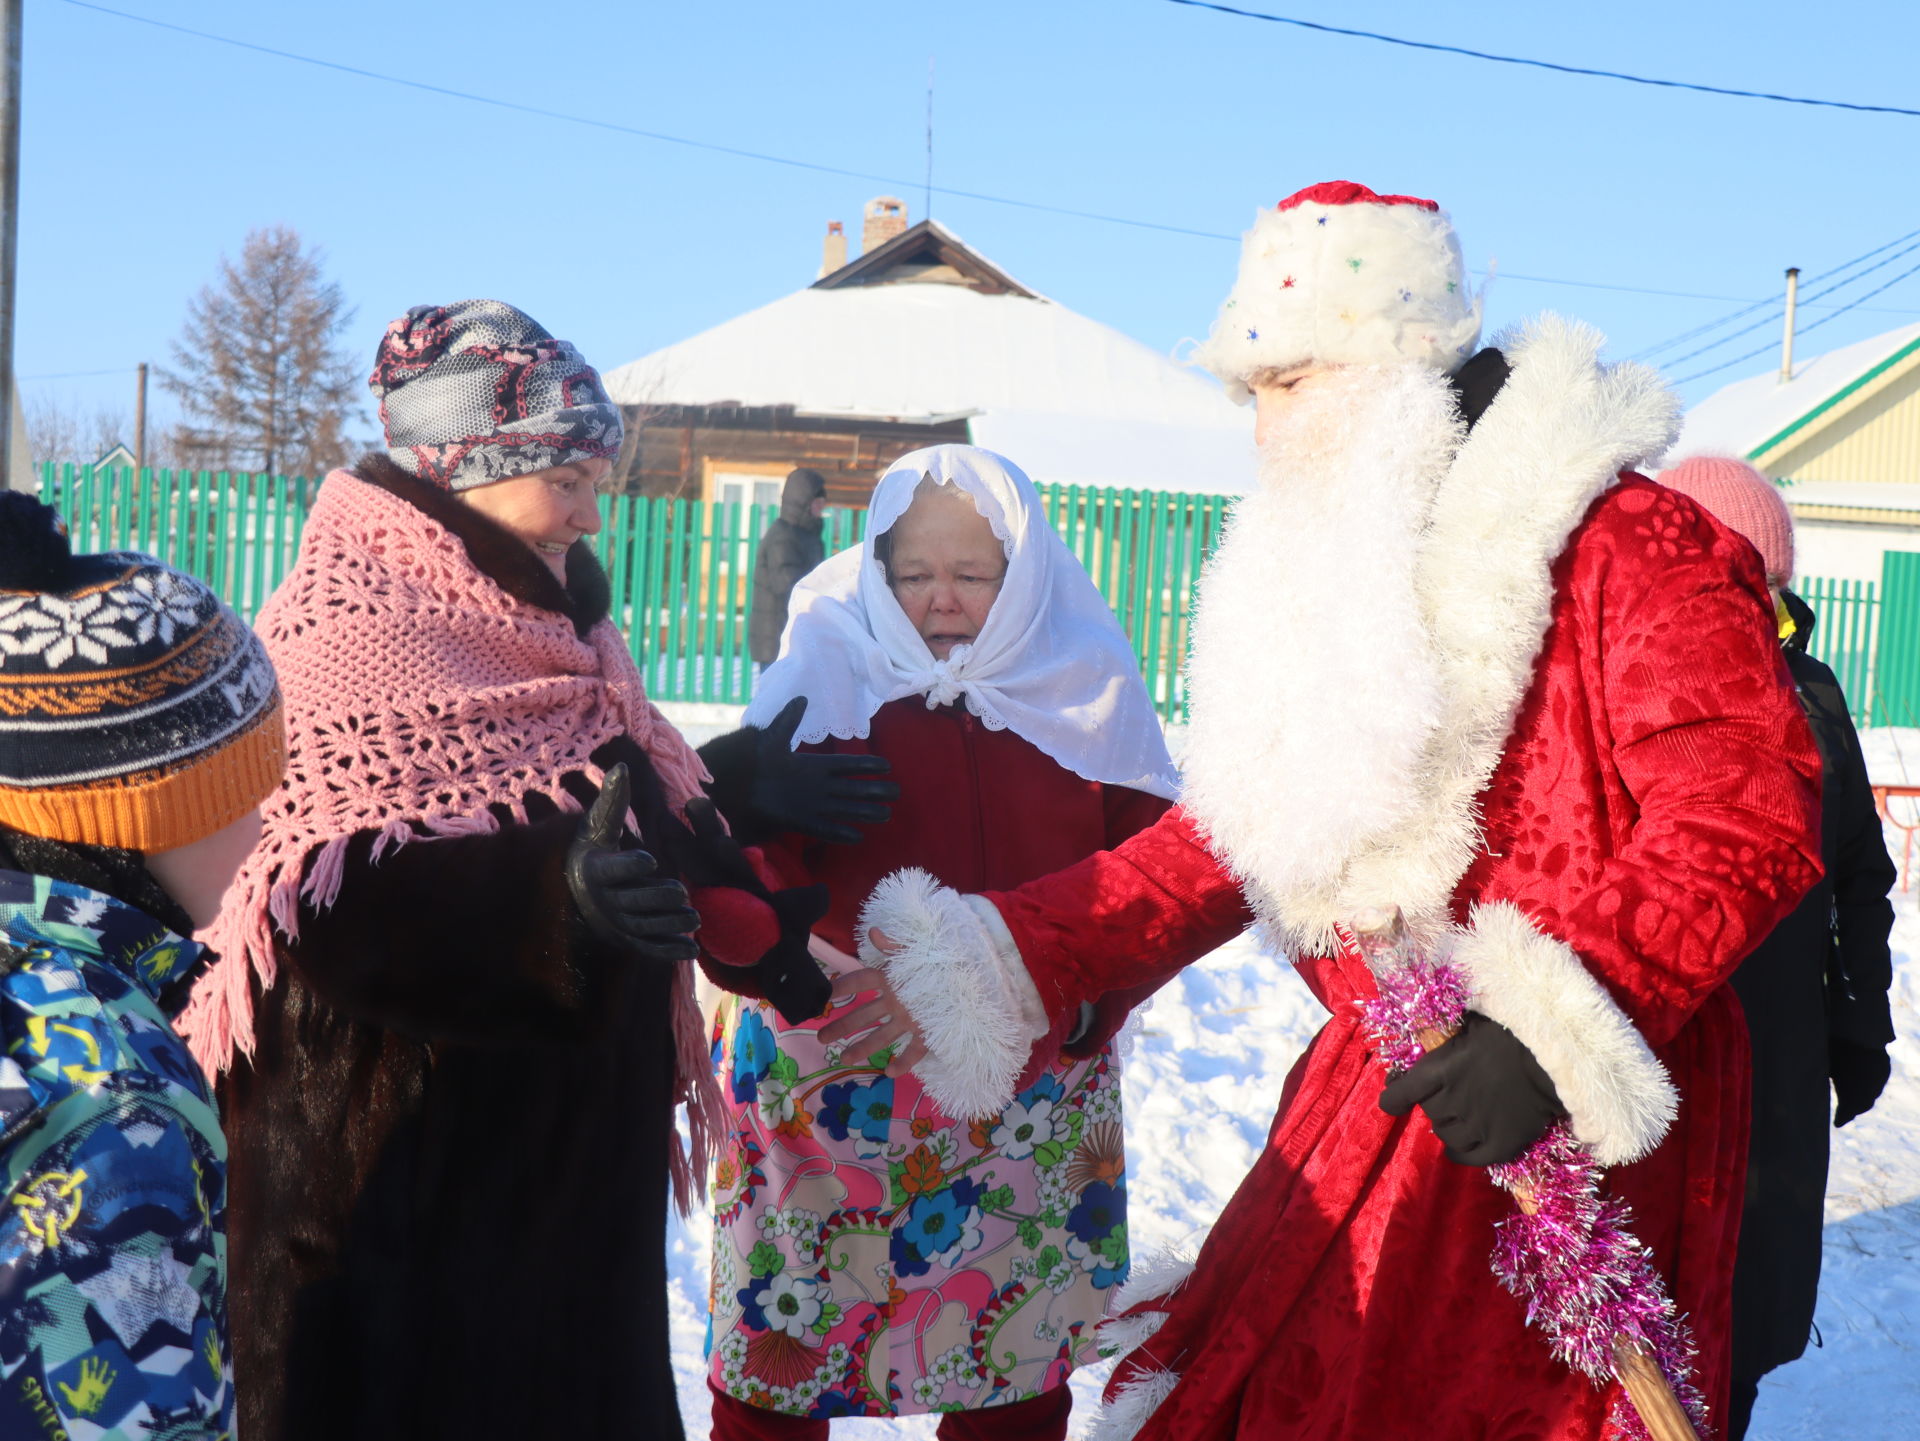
[0,490,284,1439]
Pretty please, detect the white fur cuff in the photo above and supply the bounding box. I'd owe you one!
[1453,901,1677,1167]
[859,869,1048,1121]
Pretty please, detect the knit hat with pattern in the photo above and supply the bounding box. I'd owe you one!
[369,299,625,492]
[1657,454,1796,585]
[0,493,285,852]
[1194,180,1484,403]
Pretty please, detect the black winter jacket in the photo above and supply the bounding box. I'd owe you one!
[1728,592,1897,1399]
[218,460,705,1441]
[748,467,827,664]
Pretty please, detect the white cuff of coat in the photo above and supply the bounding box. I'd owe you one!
[859,868,1049,1120]
[1453,900,1678,1167]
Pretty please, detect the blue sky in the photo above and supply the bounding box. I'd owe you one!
[17,0,1920,447]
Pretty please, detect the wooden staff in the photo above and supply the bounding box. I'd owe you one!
[1356,913,1702,1441]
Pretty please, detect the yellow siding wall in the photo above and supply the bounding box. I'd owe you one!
[1765,362,1920,484]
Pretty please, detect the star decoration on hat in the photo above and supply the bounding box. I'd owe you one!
[1347,258,1364,272]
[1446,281,1458,293]
[1247,329,1259,340]
[1400,289,1414,302]
[1282,276,1297,289]
[1317,216,1328,226]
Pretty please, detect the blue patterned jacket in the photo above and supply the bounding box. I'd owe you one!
[0,869,233,1439]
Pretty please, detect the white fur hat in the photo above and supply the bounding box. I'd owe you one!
[1194,181,1484,403]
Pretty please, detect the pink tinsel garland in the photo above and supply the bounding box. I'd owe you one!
[1358,953,1709,1441]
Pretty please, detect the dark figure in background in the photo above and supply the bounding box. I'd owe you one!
[749,467,829,665]
[1659,456,1898,1441]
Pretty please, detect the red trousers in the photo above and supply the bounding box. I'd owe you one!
[709,1383,1072,1441]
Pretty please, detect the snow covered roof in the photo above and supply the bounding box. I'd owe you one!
[1673,321,1920,463]
[604,224,1254,495]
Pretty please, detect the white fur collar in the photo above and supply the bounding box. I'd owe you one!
[1183,315,1681,953]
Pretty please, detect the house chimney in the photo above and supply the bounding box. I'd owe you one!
[863,196,908,254]
[819,221,847,278]
[1780,267,1801,383]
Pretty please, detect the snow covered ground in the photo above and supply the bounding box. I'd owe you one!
[661,710,1920,1437]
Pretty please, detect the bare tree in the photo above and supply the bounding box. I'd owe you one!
[162,226,362,477]
[20,392,165,470]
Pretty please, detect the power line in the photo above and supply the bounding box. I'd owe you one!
[1162,0,1920,118]
[18,365,136,380]
[65,1,1235,243]
[1654,235,1920,371]
[1673,257,1920,385]
[1635,225,1920,360]
[62,2,1920,321]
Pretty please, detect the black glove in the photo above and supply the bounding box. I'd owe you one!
[1830,1039,1891,1127]
[685,797,833,1025]
[565,764,701,963]
[698,695,899,845]
[1378,1010,1565,1166]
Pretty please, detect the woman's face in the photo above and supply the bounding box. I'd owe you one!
[459,457,612,580]
[884,486,1007,660]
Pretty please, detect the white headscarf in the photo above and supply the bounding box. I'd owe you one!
[744,444,1178,800]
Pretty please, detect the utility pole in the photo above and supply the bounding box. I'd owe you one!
[134,362,147,472]
[0,1,22,491]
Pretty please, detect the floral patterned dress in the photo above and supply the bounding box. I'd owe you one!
[710,997,1129,1419]
[705,701,1165,1421]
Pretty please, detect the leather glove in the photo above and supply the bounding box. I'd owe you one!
[697,695,899,845]
[1378,1010,1565,1166]
[1830,1039,1891,1127]
[565,764,701,963]
[685,797,833,1025]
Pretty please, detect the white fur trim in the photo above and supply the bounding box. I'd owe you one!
[1096,1309,1169,1365]
[1194,195,1482,401]
[859,870,1047,1120]
[1088,1368,1183,1441]
[1184,316,1682,958]
[1109,1249,1197,1315]
[1455,901,1678,1166]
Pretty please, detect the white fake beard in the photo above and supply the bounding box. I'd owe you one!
[1180,363,1465,937]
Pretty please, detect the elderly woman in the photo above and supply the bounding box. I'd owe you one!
[703,445,1177,1441]
[190,301,859,1441]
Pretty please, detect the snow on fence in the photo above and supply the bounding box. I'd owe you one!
[45,464,1909,726]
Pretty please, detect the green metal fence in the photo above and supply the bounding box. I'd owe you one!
[41,463,1910,727]
[1798,574,1880,721]
[45,464,1232,721]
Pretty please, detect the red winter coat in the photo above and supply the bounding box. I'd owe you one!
[982,479,1823,1440]
[769,698,1168,1016]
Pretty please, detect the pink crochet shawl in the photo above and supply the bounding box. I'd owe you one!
[187,468,721,1208]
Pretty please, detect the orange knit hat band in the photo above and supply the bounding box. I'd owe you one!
[0,695,285,853]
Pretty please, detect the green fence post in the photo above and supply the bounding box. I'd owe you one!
[663,500,689,700]
[1872,551,1920,728]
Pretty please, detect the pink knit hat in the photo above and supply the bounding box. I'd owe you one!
[1657,455,1795,585]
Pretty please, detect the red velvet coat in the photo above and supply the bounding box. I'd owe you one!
[982,479,1823,1440]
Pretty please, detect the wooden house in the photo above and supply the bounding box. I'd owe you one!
[603,200,1252,506]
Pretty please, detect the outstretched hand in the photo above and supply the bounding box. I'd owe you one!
[753,696,900,844]
[565,764,701,963]
[813,929,928,1077]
